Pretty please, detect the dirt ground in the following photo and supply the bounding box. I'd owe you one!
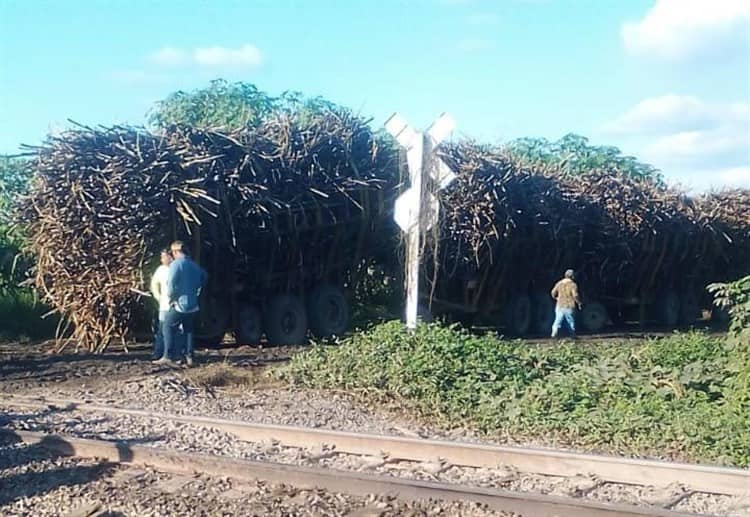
[0,326,719,395]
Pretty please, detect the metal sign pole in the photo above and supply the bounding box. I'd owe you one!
[404,135,424,330]
[386,113,456,331]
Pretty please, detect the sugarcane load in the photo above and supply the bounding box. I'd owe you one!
[17,112,750,351]
[18,109,399,352]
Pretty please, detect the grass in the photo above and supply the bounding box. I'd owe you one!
[275,321,750,467]
[183,362,281,390]
[0,288,57,340]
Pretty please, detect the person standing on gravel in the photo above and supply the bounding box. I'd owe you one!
[550,269,582,339]
[154,241,207,367]
[149,249,173,360]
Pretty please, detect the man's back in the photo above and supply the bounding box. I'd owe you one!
[167,256,207,313]
[552,278,579,310]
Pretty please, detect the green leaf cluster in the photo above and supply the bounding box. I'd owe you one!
[507,133,663,184]
[277,322,749,466]
[147,79,344,131]
[708,276,750,343]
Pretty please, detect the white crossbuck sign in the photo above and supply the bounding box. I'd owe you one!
[385,112,457,329]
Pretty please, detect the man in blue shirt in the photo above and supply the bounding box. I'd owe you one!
[153,240,207,367]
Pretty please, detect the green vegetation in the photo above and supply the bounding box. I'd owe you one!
[0,156,56,339]
[0,156,30,256]
[147,79,341,131]
[507,133,663,183]
[709,275,750,345]
[277,322,749,467]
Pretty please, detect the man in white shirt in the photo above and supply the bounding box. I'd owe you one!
[150,249,172,359]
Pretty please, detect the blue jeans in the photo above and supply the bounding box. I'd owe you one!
[551,307,576,337]
[162,309,195,360]
[152,313,165,359]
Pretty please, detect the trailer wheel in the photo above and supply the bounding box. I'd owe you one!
[657,290,680,327]
[265,294,308,345]
[581,302,608,333]
[196,297,229,347]
[308,285,349,338]
[680,290,700,325]
[711,305,730,323]
[505,294,532,336]
[532,293,555,335]
[234,304,263,345]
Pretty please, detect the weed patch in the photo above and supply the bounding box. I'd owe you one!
[276,321,749,467]
[184,362,278,390]
[0,288,56,340]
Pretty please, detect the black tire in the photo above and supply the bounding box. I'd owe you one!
[505,294,532,336]
[195,296,229,347]
[307,285,350,338]
[680,290,700,325]
[532,293,555,335]
[581,301,608,332]
[265,294,308,345]
[711,305,730,323]
[656,290,680,328]
[234,304,263,345]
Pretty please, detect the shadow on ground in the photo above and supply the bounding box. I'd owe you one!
[0,406,164,509]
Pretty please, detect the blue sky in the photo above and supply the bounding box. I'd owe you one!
[1,0,748,191]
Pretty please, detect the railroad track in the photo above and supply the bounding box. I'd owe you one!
[2,394,748,516]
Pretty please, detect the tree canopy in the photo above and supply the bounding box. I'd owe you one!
[507,133,663,184]
[0,156,31,284]
[147,79,342,131]
[0,156,30,248]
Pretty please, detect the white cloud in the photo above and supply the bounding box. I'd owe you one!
[148,44,264,68]
[646,127,749,160]
[717,166,750,187]
[193,44,263,67]
[604,95,750,135]
[149,47,189,66]
[622,0,750,60]
[602,94,750,190]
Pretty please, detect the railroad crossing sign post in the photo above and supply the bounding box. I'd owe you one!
[386,113,456,330]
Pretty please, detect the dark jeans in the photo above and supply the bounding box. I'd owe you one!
[152,316,164,359]
[163,309,195,360]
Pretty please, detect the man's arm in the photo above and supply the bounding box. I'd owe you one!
[166,262,178,303]
[551,281,559,300]
[150,271,161,300]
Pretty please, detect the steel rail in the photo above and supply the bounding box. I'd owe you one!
[3,395,747,496]
[3,429,705,517]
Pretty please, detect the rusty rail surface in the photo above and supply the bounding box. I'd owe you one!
[4,395,747,497]
[3,429,707,517]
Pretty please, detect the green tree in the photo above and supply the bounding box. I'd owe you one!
[507,133,662,183]
[0,156,31,283]
[147,79,342,131]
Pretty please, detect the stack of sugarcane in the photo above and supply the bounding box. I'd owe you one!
[18,109,397,352]
[693,189,750,280]
[429,141,750,306]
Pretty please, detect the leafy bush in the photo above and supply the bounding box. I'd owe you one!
[148,79,342,131]
[0,287,57,339]
[0,156,57,339]
[507,133,662,183]
[708,275,750,343]
[277,322,749,467]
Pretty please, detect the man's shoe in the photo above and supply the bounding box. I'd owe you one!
[185,356,194,367]
[152,356,170,365]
